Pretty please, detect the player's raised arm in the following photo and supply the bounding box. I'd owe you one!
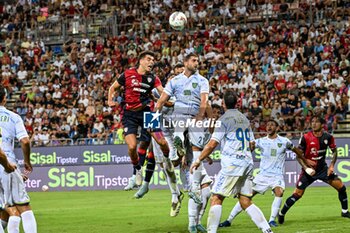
[155,77,172,112]
[108,74,123,107]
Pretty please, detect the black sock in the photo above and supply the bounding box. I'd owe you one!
[134,164,141,171]
[145,157,155,182]
[280,193,301,215]
[138,149,147,167]
[133,167,136,175]
[338,186,348,211]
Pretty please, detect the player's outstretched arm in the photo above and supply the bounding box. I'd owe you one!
[155,91,170,112]
[292,147,315,176]
[190,139,218,173]
[108,80,121,107]
[20,137,33,173]
[0,148,16,173]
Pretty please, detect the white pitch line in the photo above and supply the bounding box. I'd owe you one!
[295,228,336,233]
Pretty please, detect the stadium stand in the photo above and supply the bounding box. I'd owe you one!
[0,0,350,146]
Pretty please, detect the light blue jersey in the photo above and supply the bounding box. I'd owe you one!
[255,135,294,176]
[0,106,28,163]
[211,109,254,176]
[164,72,209,116]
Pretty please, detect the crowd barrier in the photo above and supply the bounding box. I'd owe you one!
[14,138,350,192]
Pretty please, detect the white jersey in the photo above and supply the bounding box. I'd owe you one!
[164,72,209,116]
[211,109,254,176]
[152,88,175,121]
[0,106,28,163]
[254,135,294,176]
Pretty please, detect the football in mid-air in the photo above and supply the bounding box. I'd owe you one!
[169,12,187,31]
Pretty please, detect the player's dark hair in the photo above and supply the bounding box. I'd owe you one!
[184,53,198,62]
[174,63,184,69]
[211,104,221,111]
[311,115,326,124]
[223,89,237,109]
[267,119,279,127]
[0,85,6,102]
[138,50,155,61]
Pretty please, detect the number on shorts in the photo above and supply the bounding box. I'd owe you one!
[236,128,251,151]
[198,136,203,145]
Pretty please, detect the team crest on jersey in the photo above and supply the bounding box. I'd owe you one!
[277,143,282,148]
[192,83,198,88]
[324,139,328,144]
[147,77,152,83]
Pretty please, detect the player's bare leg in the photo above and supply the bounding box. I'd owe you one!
[125,134,143,186]
[328,178,350,218]
[0,210,8,232]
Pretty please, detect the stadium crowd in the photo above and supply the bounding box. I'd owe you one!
[0,0,350,146]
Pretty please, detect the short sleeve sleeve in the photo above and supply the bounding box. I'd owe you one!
[15,115,29,141]
[117,73,125,86]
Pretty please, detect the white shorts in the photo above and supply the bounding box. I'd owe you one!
[211,165,253,198]
[1,168,30,206]
[188,125,210,150]
[153,135,177,164]
[253,173,285,194]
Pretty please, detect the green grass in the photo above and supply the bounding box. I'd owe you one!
[29,187,350,233]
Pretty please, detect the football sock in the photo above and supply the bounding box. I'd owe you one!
[245,204,271,232]
[0,222,4,233]
[270,197,282,222]
[188,198,199,227]
[338,186,348,212]
[163,162,180,202]
[180,165,190,191]
[1,220,7,230]
[228,202,243,222]
[132,167,136,175]
[280,193,301,215]
[207,205,222,233]
[191,151,202,192]
[198,186,211,224]
[21,210,37,233]
[138,148,147,166]
[8,216,20,233]
[144,152,155,182]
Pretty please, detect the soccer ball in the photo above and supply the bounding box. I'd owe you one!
[169,12,187,31]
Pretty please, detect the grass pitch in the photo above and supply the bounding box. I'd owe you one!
[30,187,350,233]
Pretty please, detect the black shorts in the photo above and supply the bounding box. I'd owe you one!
[296,166,338,190]
[122,107,161,142]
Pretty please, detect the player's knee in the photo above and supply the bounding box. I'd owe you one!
[338,185,346,193]
[128,143,137,153]
[274,188,284,197]
[210,195,223,206]
[239,195,252,209]
[292,190,303,199]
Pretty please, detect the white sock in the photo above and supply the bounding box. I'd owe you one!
[245,204,271,232]
[198,186,211,224]
[180,166,190,191]
[228,202,243,222]
[1,220,7,230]
[188,198,199,227]
[191,151,203,192]
[8,216,20,233]
[269,197,282,222]
[21,210,37,233]
[163,163,180,203]
[0,222,4,233]
[207,205,222,233]
[342,209,348,213]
